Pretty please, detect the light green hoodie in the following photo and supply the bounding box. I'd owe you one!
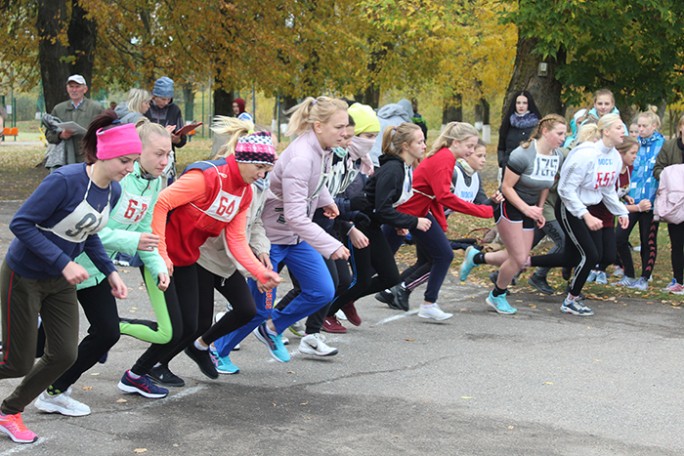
[76,161,167,289]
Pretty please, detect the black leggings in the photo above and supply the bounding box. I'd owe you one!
[328,224,400,315]
[52,280,120,391]
[668,222,684,284]
[532,203,612,296]
[616,211,659,279]
[202,270,257,345]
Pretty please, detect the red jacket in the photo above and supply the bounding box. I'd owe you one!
[398,147,493,231]
[151,156,267,283]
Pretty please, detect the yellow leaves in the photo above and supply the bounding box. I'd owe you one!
[133,449,147,454]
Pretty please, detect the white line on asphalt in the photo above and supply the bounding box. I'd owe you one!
[0,438,47,453]
[371,310,419,326]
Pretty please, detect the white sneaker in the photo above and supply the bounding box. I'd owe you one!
[34,387,91,417]
[418,304,453,321]
[298,333,338,357]
[335,310,348,321]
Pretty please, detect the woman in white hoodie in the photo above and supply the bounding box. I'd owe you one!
[542,113,629,316]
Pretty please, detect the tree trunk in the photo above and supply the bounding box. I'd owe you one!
[476,98,490,125]
[213,87,233,117]
[501,36,564,119]
[37,0,70,112]
[68,0,97,90]
[442,94,463,124]
[356,85,380,109]
[280,95,299,116]
[37,0,98,112]
[183,84,194,122]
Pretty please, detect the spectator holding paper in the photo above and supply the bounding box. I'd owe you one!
[45,75,104,166]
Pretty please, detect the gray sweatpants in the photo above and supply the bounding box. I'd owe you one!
[0,260,79,414]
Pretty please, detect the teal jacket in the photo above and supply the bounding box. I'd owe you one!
[76,161,168,289]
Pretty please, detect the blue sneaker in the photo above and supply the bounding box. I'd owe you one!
[595,271,608,285]
[211,350,240,375]
[253,323,290,363]
[118,370,168,398]
[560,299,594,316]
[614,276,637,287]
[629,277,649,291]
[460,246,480,281]
[485,291,517,315]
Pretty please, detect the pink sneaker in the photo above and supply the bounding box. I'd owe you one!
[0,412,38,443]
[670,283,684,295]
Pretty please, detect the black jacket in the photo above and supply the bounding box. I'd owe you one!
[362,154,418,229]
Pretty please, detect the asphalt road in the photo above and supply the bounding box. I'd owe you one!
[0,200,682,456]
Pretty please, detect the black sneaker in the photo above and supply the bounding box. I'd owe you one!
[528,274,554,295]
[389,285,410,311]
[184,345,219,379]
[146,364,185,387]
[374,290,393,305]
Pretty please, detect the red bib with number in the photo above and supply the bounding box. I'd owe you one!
[164,156,253,266]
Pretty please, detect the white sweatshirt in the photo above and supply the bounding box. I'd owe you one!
[558,139,628,219]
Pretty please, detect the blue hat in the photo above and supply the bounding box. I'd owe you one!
[152,76,174,98]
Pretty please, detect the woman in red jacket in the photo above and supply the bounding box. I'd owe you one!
[397,122,494,320]
[118,130,281,396]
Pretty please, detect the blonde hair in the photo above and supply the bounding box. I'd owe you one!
[637,110,661,130]
[428,121,479,157]
[286,96,348,137]
[521,114,566,148]
[597,113,624,136]
[134,117,170,144]
[381,122,421,158]
[211,116,254,157]
[127,88,151,114]
[576,123,600,144]
[616,135,639,154]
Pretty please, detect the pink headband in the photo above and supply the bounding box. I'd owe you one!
[96,123,142,160]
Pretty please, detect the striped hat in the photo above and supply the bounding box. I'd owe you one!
[235,131,276,164]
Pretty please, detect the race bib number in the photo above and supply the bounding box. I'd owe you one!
[111,190,152,225]
[205,190,242,223]
[530,155,560,181]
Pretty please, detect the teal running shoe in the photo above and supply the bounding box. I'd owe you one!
[485,291,517,315]
[459,246,480,281]
[253,323,290,362]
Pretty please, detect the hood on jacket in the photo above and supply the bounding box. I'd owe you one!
[397,99,414,119]
[378,153,406,167]
[115,104,130,119]
[377,103,412,122]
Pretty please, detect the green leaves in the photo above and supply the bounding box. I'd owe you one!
[505,0,684,108]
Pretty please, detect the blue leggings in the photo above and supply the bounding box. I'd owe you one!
[406,214,454,303]
[213,242,334,356]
